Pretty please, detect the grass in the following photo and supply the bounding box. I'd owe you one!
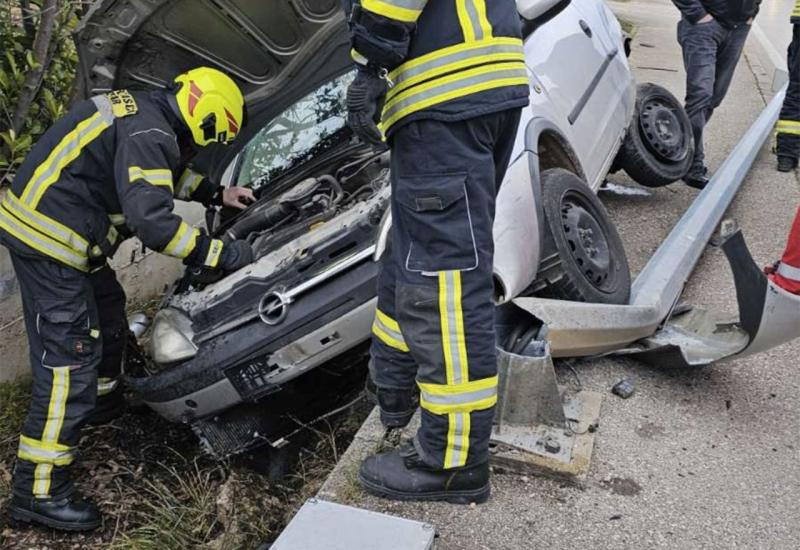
[0,375,370,549]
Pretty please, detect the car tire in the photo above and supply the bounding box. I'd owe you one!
[534,168,631,304]
[616,83,694,187]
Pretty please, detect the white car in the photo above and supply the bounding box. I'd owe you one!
[75,0,693,458]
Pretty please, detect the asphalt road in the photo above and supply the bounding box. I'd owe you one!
[320,2,800,548]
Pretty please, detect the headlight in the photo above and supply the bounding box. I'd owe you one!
[150,308,198,364]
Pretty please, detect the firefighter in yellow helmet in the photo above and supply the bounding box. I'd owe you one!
[0,67,252,531]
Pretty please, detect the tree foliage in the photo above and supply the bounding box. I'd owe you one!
[0,1,89,186]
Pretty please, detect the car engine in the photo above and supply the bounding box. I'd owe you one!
[220,150,390,259]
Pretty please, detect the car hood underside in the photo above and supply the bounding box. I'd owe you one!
[74,0,351,181]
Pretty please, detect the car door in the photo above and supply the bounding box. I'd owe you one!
[523,0,628,187]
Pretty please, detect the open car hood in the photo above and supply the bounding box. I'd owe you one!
[73,0,351,179]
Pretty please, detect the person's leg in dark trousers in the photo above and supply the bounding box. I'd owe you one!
[359,109,521,503]
[678,19,749,184]
[88,265,127,423]
[7,253,102,529]
[679,18,720,181]
[777,25,800,169]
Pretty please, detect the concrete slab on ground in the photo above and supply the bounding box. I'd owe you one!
[317,1,800,548]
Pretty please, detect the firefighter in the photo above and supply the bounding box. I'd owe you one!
[344,0,529,503]
[776,1,800,172]
[1,67,254,531]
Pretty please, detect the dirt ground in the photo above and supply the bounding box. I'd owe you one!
[0,378,370,549]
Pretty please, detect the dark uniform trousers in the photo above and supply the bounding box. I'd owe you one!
[371,109,521,470]
[10,252,126,500]
[777,24,800,159]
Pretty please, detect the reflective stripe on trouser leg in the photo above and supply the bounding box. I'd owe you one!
[10,253,100,500]
[370,247,418,391]
[388,112,520,469]
[90,266,126,394]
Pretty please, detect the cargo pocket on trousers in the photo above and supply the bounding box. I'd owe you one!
[35,299,99,368]
[395,173,478,273]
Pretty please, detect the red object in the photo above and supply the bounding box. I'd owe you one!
[188,81,204,116]
[225,108,239,134]
[769,206,800,295]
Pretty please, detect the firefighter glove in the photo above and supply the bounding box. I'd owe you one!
[218,239,253,272]
[347,68,387,149]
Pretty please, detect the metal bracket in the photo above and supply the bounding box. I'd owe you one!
[490,344,602,479]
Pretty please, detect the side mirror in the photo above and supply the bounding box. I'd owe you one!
[517,0,564,20]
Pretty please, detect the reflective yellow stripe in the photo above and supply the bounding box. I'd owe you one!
[109,213,126,226]
[418,376,497,415]
[381,62,528,133]
[372,324,410,352]
[456,0,474,42]
[474,0,492,40]
[204,239,223,268]
[0,203,88,271]
[438,271,469,385]
[163,222,199,259]
[387,42,525,97]
[2,192,89,251]
[18,435,73,466]
[777,120,800,136]
[129,166,174,191]
[23,111,113,208]
[29,367,70,496]
[97,376,119,397]
[33,464,53,496]
[444,411,469,469]
[389,37,522,80]
[351,48,369,66]
[361,0,427,23]
[175,168,204,200]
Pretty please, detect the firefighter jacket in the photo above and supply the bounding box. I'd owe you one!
[794,0,800,24]
[0,90,225,272]
[347,0,530,135]
[672,0,761,27]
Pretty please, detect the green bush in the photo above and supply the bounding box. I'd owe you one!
[0,1,84,187]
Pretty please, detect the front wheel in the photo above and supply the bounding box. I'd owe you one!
[533,169,631,304]
[616,83,694,187]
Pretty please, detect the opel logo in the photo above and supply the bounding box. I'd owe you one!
[259,290,290,325]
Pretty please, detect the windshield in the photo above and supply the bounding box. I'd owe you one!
[236,71,356,190]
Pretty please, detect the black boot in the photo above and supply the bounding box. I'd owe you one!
[777,155,798,172]
[376,388,418,429]
[8,493,101,531]
[358,441,490,504]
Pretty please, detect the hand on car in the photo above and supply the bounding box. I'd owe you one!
[347,68,388,149]
[219,239,254,272]
[222,187,256,210]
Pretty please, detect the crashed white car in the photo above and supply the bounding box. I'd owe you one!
[75,0,696,457]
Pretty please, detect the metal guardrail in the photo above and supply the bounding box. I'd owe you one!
[513,85,787,357]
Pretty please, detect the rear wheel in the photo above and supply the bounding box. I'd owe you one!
[616,83,693,187]
[534,169,631,304]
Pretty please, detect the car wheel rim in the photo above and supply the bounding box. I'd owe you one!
[639,97,688,163]
[560,192,617,293]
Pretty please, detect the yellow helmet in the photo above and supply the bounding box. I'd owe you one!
[174,67,244,147]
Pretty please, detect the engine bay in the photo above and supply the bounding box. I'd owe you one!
[219,149,391,260]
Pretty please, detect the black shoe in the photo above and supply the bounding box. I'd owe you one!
[684,173,710,190]
[8,493,101,531]
[777,155,798,172]
[358,441,490,504]
[376,388,419,429]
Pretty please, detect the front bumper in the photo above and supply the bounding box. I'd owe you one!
[127,258,379,423]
